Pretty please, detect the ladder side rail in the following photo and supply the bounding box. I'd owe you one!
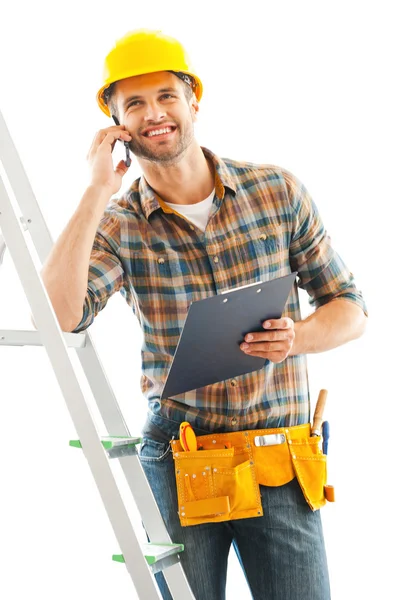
[75,338,180,543]
[0,108,132,434]
[0,175,163,600]
[76,331,197,598]
[0,109,53,261]
[75,339,198,598]
[0,230,6,266]
[75,335,132,435]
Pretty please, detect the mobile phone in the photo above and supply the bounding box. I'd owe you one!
[111,115,131,167]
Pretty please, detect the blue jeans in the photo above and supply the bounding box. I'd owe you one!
[139,413,331,600]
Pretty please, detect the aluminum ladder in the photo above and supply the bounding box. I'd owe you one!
[0,108,195,600]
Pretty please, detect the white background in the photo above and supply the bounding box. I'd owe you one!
[0,1,397,598]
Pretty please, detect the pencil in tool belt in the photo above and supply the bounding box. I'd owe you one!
[311,389,328,436]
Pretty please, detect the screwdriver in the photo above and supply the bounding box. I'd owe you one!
[322,421,330,455]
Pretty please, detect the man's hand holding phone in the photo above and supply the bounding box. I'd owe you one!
[87,125,132,196]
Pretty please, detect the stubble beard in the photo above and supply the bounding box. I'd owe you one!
[128,121,194,166]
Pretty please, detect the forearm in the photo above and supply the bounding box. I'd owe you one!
[39,185,112,331]
[289,298,368,356]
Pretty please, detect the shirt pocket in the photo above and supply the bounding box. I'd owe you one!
[132,249,194,329]
[132,249,189,283]
[234,224,286,281]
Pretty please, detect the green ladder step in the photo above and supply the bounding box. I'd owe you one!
[113,542,184,566]
[69,436,142,450]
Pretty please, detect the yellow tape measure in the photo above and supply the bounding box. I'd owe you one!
[179,421,197,452]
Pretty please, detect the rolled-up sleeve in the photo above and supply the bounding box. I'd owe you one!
[72,212,125,333]
[284,170,368,317]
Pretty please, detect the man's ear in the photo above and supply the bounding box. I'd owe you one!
[191,97,199,122]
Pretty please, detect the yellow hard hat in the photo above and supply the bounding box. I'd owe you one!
[96,29,203,117]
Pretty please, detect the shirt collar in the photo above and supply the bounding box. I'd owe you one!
[136,147,237,221]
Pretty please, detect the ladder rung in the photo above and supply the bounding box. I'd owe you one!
[113,542,184,566]
[69,436,142,450]
[0,329,86,348]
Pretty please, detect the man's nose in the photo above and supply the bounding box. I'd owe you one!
[144,101,167,122]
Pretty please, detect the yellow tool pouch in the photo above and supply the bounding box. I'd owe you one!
[172,423,331,527]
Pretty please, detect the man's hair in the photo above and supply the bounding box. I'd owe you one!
[102,73,194,119]
[102,82,118,118]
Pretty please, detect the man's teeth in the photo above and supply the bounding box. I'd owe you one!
[147,127,173,137]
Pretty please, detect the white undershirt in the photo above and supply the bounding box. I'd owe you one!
[164,189,215,232]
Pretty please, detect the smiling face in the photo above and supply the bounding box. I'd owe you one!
[111,71,199,164]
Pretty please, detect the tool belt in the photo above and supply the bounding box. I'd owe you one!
[172,423,335,527]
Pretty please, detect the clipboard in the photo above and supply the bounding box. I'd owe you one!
[161,271,297,399]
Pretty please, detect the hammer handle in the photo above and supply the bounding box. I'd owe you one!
[311,389,328,436]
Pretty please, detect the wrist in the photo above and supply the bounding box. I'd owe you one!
[289,320,306,356]
[80,185,113,214]
[86,183,114,198]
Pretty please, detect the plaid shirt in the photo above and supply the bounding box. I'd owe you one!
[73,147,368,432]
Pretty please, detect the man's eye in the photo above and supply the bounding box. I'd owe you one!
[160,94,175,100]
[127,100,141,108]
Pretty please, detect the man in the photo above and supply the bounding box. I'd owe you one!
[41,29,368,600]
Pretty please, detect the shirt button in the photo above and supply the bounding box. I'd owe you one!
[213,256,219,263]
[231,379,237,387]
[259,234,267,241]
[158,257,165,264]
[231,417,238,425]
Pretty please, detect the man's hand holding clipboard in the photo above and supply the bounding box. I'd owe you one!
[240,317,295,363]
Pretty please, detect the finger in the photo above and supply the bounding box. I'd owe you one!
[244,350,287,362]
[262,317,293,330]
[114,159,130,177]
[87,128,131,159]
[241,340,289,353]
[97,131,132,156]
[244,329,292,343]
[100,130,132,146]
[98,125,129,136]
[88,126,124,148]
